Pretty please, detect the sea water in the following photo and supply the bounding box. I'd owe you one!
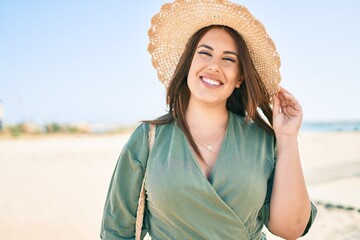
[301,121,360,132]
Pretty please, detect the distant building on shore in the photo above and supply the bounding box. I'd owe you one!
[0,99,3,131]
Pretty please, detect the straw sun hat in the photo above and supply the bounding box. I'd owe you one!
[148,0,281,96]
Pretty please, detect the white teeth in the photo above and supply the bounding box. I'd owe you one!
[202,77,221,86]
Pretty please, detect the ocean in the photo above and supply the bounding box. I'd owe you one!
[301,121,360,132]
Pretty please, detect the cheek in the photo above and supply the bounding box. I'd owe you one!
[187,65,197,89]
[226,68,241,86]
[189,56,202,71]
[187,66,196,83]
[188,57,203,81]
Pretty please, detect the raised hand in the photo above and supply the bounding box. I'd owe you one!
[272,87,303,138]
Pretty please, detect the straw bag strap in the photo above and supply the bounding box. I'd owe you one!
[135,124,156,240]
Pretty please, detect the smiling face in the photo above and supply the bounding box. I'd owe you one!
[187,27,242,108]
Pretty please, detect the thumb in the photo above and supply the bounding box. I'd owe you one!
[272,94,281,116]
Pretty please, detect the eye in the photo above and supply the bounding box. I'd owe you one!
[222,57,236,63]
[198,51,212,57]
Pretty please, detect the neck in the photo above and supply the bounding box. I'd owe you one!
[186,97,228,131]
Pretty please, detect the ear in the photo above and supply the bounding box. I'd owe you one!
[235,76,244,88]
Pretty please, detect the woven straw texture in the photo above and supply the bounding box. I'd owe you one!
[135,124,156,240]
[148,0,281,96]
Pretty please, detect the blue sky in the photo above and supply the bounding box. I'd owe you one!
[1,1,359,126]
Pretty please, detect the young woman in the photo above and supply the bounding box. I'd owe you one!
[100,1,317,239]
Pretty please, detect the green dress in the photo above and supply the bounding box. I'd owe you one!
[100,111,317,239]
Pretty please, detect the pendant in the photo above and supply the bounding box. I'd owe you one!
[207,145,213,151]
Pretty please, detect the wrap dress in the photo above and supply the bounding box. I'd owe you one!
[100,111,317,239]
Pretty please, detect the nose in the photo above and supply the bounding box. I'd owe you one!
[207,59,220,73]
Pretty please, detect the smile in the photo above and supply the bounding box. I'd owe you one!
[201,77,222,86]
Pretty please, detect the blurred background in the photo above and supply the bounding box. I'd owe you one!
[1,1,359,239]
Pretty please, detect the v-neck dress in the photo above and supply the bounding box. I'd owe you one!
[100,111,317,240]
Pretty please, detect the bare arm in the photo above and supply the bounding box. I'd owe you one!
[268,87,311,239]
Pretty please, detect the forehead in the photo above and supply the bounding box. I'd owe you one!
[197,28,237,51]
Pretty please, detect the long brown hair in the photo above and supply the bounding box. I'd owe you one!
[145,25,274,161]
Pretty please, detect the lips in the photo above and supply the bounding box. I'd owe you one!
[201,76,223,86]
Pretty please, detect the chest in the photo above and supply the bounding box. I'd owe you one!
[145,131,274,217]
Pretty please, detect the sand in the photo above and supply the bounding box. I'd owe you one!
[0,131,359,239]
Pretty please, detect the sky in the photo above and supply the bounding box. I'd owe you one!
[1,0,360,126]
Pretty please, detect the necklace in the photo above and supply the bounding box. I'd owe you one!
[191,127,227,153]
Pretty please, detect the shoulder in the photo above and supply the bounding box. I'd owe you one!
[126,121,175,150]
[125,123,150,149]
[125,122,155,152]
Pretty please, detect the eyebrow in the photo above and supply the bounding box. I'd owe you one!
[197,44,239,58]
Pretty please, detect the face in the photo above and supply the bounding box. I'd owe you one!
[187,27,242,107]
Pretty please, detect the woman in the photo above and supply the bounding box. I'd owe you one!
[100,1,317,239]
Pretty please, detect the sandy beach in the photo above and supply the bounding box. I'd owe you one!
[0,131,359,239]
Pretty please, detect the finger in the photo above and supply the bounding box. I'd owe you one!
[278,92,289,108]
[280,91,297,103]
[272,94,281,115]
[282,92,302,112]
[283,105,302,117]
[282,101,302,116]
[279,86,293,96]
[277,92,302,116]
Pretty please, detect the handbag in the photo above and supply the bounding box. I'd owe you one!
[135,124,156,240]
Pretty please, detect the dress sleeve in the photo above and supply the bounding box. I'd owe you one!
[258,139,317,237]
[258,167,274,230]
[100,124,150,240]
